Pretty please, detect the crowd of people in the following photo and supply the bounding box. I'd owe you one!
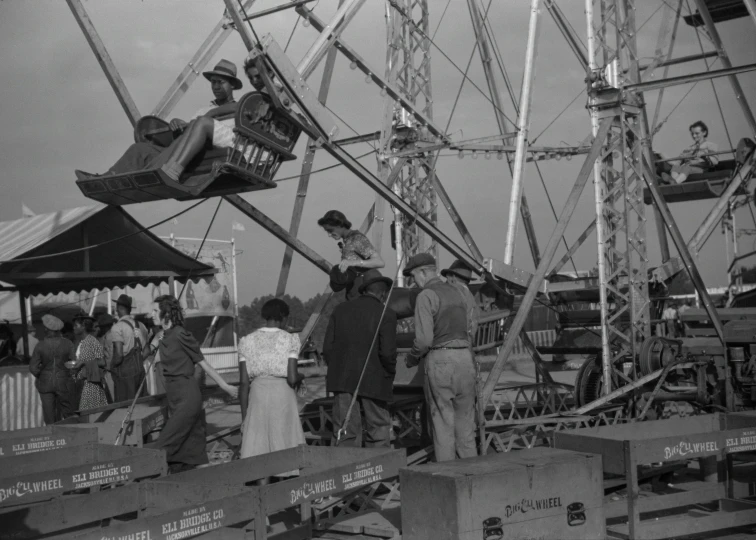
[7,205,485,475]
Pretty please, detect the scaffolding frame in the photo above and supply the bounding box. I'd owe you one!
[64,0,756,435]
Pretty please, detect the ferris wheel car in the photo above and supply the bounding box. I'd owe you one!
[75,92,302,206]
[643,137,756,204]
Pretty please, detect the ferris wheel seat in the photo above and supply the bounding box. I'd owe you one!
[684,0,749,26]
[642,160,742,204]
[76,91,302,206]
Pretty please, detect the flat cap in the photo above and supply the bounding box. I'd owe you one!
[403,253,437,277]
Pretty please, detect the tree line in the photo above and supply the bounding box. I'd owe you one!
[237,291,346,347]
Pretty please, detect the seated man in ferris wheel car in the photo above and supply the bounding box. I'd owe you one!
[75,57,269,183]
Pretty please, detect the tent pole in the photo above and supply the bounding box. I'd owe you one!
[19,291,29,358]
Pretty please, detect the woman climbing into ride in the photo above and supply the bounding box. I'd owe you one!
[238,298,306,483]
[318,210,385,300]
[148,295,237,473]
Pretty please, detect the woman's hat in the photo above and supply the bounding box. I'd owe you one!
[441,259,474,282]
[358,269,393,294]
[73,313,96,324]
[318,210,352,229]
[329,265,357,292]
[203,59,243,90]
[42,314,64,332]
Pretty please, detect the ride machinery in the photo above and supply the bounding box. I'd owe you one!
[69,0,756,452]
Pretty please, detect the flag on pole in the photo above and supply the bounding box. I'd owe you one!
[232,221,246,232]
[21,203,35,218]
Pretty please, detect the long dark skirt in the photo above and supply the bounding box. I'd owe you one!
[151,375,208,467]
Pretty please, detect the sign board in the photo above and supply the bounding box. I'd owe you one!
[0,426,98,458]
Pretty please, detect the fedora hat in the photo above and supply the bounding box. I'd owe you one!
[441,259,474,282]
[203,59,243,90]
[403,252,436,277]
[329,265,357,293]
[113,294,133,310]
[358,269,393,294]
[42,314,64,332]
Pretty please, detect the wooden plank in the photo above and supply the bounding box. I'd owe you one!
[0,426,98,458]
[0,444,166,507]
[154,446,304,486]
[0,484,142,539]
[76,490,261,540]
[608,504,756,540]
[263,448,406,513]
[604,482,726,519]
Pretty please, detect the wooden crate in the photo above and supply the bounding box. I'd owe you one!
[0,425,98,457]
[61,403,169,446]
[0,443,166,507]
[554,413,756,539]
[400,447,604,540]
[23,446,406,540]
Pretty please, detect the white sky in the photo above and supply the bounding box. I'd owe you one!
[1,0,756,305]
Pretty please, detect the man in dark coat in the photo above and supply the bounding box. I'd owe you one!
[323,269,397,447]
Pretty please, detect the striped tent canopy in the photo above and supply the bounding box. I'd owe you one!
[0,205,215,295]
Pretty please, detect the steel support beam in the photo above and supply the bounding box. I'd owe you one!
[692,0,756,137]
[481,119,612,405]
[626,62,756,93]
[745,0,756,31]
[688,159,755,255]
[643,165,724,341]
[544,0,589,70]
[468,0,542,268]
[224,195,332,275]
[296,0,367,80]
[424,166,484,262]
[275,2,342,297]
[503,0,541,265]
[296,6,449,141]
[243,0,316,20]
[66,0,141,127]
[641,51,717,72]
[151,3,253,119]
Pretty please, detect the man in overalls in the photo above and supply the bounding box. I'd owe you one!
[404,254,477,461]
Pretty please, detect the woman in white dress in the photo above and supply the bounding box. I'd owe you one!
[239,299,305,481]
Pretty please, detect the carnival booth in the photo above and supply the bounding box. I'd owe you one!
[0,205,216,430]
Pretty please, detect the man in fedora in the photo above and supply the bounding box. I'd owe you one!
[76,58,243,179]
[29,314,77,424]
[404,253,478,461]
[323,269,398,448]
[111,294,149,402]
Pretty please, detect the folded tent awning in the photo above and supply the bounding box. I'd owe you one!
[0,205,216,295]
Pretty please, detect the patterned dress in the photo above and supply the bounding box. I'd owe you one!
[340,230,378,262]
[239,328,305,471]
[76,334,108,410]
